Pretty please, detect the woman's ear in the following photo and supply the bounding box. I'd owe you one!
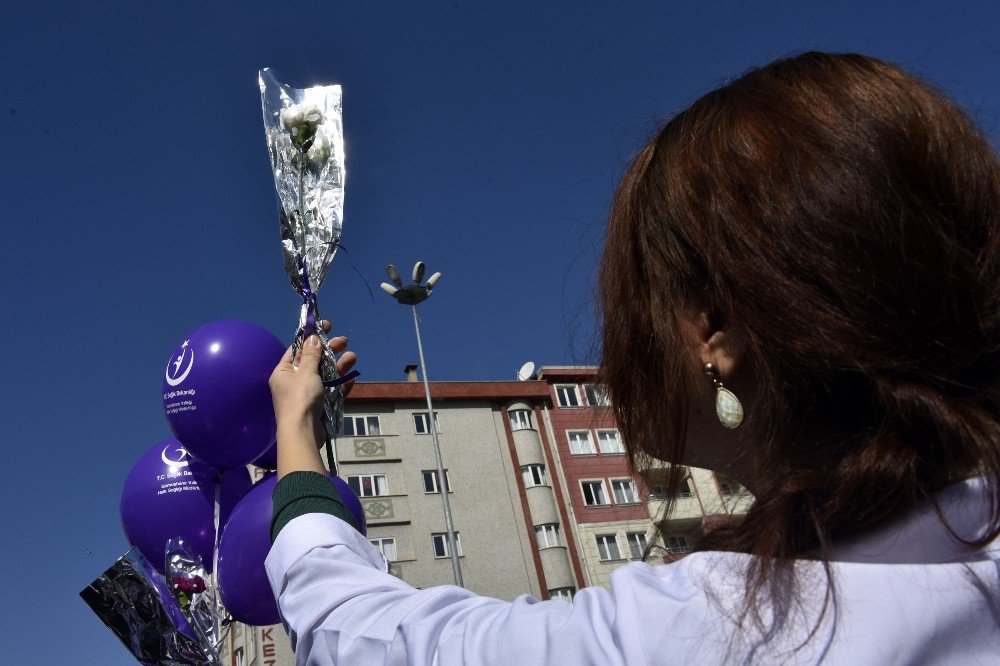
[681,310,747,380]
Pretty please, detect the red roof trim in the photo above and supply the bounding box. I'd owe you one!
[347,381,551,402]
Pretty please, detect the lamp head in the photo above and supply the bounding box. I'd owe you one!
[386,264,403,288]
[413,262,426,284]
[425,272,442,291]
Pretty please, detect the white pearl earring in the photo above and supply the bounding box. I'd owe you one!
[704,362,743,429]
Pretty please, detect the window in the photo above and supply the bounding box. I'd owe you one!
[596,429,624,454]
[626,532,648,559]
[568,430,596,455]
[648,485,669,500]
[347,474,388,497]
[342,415,381,437]
[610,478,639,505]
[584,383,610,407]
[521,464,546,487]
[432,532,463,558]
[508,409,532,431]
[596,534,622,561]
[555,384,581,407]
[534,523,560,548]
[665,535,691,554]
[581,480,609,506]
[413,412,440,434]
[548,587,575,602]
[369,537,398,561]
[422,469,452,493]
[718,476,744,497]
[650,477,693,499]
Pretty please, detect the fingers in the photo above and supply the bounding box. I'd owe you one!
[298,334,324,370]
[328,336,349,354]
[336,350,357,375]
[320,320,332,334]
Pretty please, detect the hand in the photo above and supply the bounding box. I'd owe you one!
[269,321,358,427]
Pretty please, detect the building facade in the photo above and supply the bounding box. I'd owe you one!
[221,365,751,665]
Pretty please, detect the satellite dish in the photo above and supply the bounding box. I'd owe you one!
[516,361,536,381]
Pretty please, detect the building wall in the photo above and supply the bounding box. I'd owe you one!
[535,366,753,589]
[336,398,543,600]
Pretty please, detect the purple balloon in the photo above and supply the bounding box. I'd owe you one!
[163,320,285,469]
[120,439,252,574]
[251,440,277,471]
[218,474,366,626]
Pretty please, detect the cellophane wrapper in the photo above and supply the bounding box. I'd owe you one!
[259,67,347,442]
[166,538,226,662]
[80,549,213,665]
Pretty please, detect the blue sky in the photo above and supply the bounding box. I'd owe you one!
[3,1,1000,662]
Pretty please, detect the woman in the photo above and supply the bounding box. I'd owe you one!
[267,52,1000,664]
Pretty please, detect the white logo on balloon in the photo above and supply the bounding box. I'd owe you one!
[161,445,191,468]
[165,340,194,386]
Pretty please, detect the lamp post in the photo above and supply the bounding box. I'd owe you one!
[380,262,464,588]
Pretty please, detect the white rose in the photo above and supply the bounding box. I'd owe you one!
[301,105,324,128]
[280,106,304,130]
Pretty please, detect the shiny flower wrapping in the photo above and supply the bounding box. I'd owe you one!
[259,68,350,444]
[80,549,213,665]
[166,537,225,661]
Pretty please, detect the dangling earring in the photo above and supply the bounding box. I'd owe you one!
[704,362,743,429]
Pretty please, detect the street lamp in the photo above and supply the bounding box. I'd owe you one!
[381,262,462,587]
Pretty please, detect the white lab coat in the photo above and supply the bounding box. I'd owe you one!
[266,477,1000,664]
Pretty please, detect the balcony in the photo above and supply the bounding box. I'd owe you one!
[647,494,703,521]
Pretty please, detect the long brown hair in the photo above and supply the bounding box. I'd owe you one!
[600,51,1000,641]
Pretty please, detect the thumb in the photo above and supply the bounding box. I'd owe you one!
[298,334,324,371]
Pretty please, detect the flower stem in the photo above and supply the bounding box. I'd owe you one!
[297,148,307,292]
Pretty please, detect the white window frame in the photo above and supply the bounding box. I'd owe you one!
[610,478,639,505]
[583,383,611,407]
[508,409,532,431]
[581,479,610,507]
[596,428,624,454]
[342,415,382,437]
[521,464,546,487]
[665,535,692,554]
[432,532,463,558]
[422,469,452,494]
[413,411,440,434]
[626,532,648,560]
[346,473,389,497]
[567,430,596,455]
[369,537,398,561]
[555,384,582,408]
[548,587,575,602]
[596,533,622,561]
[534,523,560,548]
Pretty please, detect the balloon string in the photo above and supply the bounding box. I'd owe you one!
[212,482,221,648]
[335,244,375,303]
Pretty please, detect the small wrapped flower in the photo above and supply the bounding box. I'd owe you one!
[281,103,325,151]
